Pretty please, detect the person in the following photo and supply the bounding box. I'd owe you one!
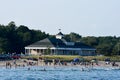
[64,62,67,66]
[9,62,12,68]
[58,59,61,65]
[52,59,55,66]
[6,62,12,69]
[43,68,46,71]
[23,64,25,67]
[81,68,84,71]
[6,62,8,68]
[28,67,30,70]
[13,60,16,65]
[91,62,94,68]
[112,61,119,67]
[40,68,46,71]
[112,61,115,66]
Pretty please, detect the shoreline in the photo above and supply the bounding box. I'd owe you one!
[0,59,120,69]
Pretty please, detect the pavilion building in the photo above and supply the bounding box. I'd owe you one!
[25,32,96,56]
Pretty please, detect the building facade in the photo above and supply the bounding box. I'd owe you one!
[25,32,96,56]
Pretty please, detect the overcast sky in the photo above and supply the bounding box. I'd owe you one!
[0,0,120,36]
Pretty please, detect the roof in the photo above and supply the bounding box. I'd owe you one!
[26,37,95,49]
[57,32,64,35]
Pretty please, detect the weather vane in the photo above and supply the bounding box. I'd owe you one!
[59,29,61,32]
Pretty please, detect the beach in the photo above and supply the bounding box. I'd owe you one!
[0,59,120,69]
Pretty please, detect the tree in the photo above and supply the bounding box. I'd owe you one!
[81,36,98,47]
[65,32,81,42]
[0,38,9,53]
[112,42,120,55]
[0,21,120,56]
[16,25,30,32]
[44,47,51,55]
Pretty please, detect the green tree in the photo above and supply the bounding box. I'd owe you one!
[112,42,120,55]
[0,38,9,53]
[44,47,51,55]
[81,36,98,47]
[65,32,81,42]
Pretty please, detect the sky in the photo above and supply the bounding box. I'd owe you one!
[0,0,120,37]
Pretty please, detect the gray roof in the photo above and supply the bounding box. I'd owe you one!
[26,38,95,49]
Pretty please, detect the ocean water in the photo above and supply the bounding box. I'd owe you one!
[0,66,120,80]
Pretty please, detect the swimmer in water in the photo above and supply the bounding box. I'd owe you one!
[28,67,30,70]
[40,68,46,71]
[43,68,46,71]
[81,68,84,71]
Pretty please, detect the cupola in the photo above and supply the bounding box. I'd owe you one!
[56,29,64,39]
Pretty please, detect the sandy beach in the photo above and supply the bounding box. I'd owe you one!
[0,59,120,69]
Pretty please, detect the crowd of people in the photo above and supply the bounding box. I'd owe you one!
[4,58,120,70]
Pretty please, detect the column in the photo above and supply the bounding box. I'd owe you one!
[28,49,30,55]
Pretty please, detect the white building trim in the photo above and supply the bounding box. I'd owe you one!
[25,47,95,51]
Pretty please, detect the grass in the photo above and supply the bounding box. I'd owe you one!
[22,55,120,62]
[83,56,120,61]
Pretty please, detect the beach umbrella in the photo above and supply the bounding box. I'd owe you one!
[73,58,79,62]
